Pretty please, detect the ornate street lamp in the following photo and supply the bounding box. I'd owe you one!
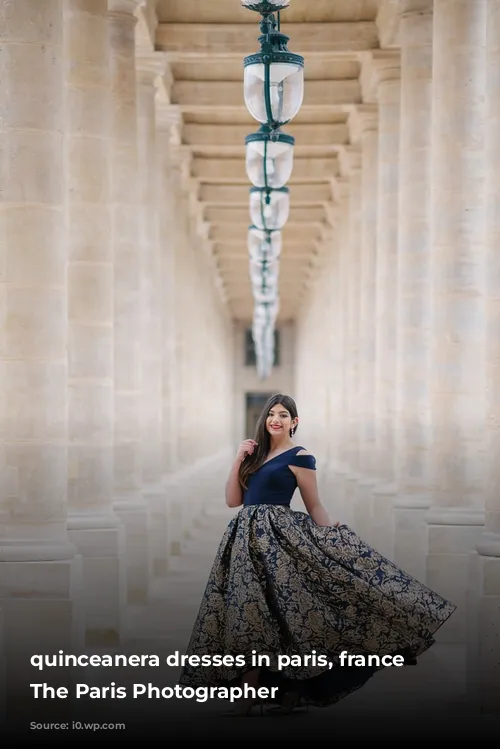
[249,186,290,231]
[243,13,304,131]
[242,0,301,379]
[245,124,294,189]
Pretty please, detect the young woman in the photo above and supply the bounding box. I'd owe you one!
[179,394,456,716]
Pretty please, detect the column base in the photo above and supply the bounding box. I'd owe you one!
[113,498,150,607]
[355,476,378,543]
[0,539,76,563]
[144,486,170,580]
[467,547,500,714]
[371,482,397,559]
[0,556,81,720]
[393,493,431,581]
[67,513,125,648]
[426,506,485,644]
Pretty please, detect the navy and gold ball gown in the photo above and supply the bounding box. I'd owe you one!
[179,446,456,708]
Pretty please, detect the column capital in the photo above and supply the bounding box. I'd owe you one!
[331,176,350,203]
[136,52,167,86]
[348,105,378,145]
[400,0,433,18]
[108,0,145,14]
[156,102,183,144]
[361,50,401,102]
[169,145,192,188]
[426,507,485,527]
[323,203,337,228]
[338,146,362,177]
[371,49,401,84]
[476,532,500,558]
[108,0,146,16]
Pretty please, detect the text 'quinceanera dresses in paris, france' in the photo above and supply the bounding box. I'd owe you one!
[179,446,456,707]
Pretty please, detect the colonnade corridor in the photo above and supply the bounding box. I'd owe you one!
[1,0,500,742]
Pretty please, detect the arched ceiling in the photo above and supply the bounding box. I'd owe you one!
[147,0,394,323]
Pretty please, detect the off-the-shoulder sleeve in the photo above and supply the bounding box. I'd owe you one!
[288,452,316,470]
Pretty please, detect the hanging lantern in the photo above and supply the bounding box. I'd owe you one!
[248,226,282,262]
[241,1,290,13]
[245,125,294,189]
[243,14,304,130]
[249,256,279,282]
[249,187,290,231]
[253,286,279,305]
[249,258,280,283]
[250,274,279,300]
[253,300,280,325]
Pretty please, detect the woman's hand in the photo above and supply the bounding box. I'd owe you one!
[236,439,257,463]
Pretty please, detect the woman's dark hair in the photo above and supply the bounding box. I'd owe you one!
[238,393,298,490]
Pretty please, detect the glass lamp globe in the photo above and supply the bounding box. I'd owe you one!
[243,18,304,128]
[253,286,279,304]
[249,258,280,282]
[250,274,279,299]
[250,187,290,231]
[244,56,304,129]
[248,226,282,262]
[253,300,279,325]
[250,262,279,286]
[257,359,271,380]
[242,1,290,13]
[246,125,294,189]
[249,256,280,280]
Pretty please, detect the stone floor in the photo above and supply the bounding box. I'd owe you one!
[7,480,500,741]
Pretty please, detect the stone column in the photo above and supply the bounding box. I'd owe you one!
[322,226,340,490]
[331,190,350,520]
[330,187,350,522]
[371,52,401,558]
[65,0,124,646]
[348,108,379,540]
[108,0,150,607]
[474,0,500,713]
[0,0,77,703]
[344,161,362,530]
[394,0,434,581]
[157,107,182,481]
[157,134,183,559]
[136,55,167,583]
[427,0,487,643]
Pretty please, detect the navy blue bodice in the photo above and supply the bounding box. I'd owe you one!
[242,445,317,507]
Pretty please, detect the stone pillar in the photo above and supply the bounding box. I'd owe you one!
[331,190,350,520]
[394,0,434,582]
[136,55,167,583]
[65,0,124,646]
[348,108,379,540]
[427,0,487,643]
[372,52,401,558]
[108,0,150,607]
[0,0,76,704]
[474,0,500,713]
[157,134,183,558]
[344,161,362,530]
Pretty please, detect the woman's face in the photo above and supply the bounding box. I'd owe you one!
[266,402,297,437]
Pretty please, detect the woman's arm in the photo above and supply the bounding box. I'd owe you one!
[225,458,244,508]
[290,451,339,527]
[225,439,257,508]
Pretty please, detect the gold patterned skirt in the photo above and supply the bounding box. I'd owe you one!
[179,505,456,707]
